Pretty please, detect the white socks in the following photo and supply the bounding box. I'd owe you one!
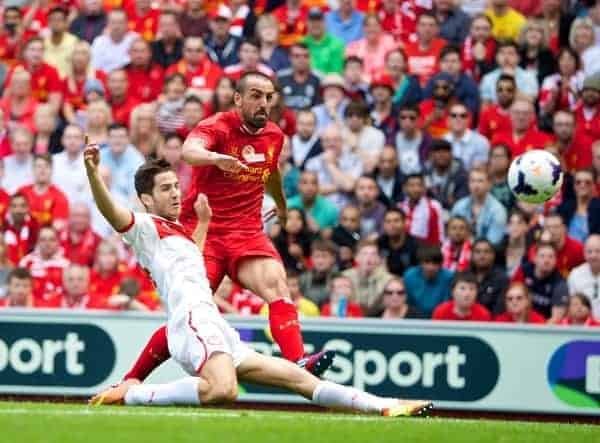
[125,377,201,406]
[312,381,395,413]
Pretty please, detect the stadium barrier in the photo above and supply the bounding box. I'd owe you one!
[0,309,598,415]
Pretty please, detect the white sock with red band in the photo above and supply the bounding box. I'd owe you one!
[124,377,201,406]
[311,381,394,413]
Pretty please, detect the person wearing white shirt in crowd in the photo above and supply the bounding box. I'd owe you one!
[291,109,322,170]
[444,102,489,169]
[3,126,34,194]
[91,9,139,72]
[52,125,91,206]
[568,234,600,319]
[342,100,385,174]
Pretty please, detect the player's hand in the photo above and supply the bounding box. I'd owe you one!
[214,153,248,173]
[194,193,212,223]
[83,142,100,174]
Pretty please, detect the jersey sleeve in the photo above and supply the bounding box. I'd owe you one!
[188,114,222,151]
[119,212,158,262]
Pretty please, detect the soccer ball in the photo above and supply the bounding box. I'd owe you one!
[507,150,563,204]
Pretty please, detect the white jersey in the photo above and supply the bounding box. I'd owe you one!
[120,212,215,319]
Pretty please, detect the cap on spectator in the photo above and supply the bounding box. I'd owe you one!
[308,7,324,20]
[84,78,105,96]
[211,5,233,21]
[370,72,395,92]
[582,74,600,92]
[429,139,453,152]
[321,74,346,92]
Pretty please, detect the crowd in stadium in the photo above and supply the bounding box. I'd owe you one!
[0,0,600,327]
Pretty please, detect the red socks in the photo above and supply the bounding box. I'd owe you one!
[123,325,171,381]
[268,299,305,362]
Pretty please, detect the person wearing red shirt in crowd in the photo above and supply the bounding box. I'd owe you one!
[478,74,515,141]
[125,0,160,42]
[492,98,553,158]
[0,268,34,308]
[432,272,492,321]
[106,69,140,127]
[2,194,39,266]
[225,39,275,82]
[0,161,9,221]
[125,38,164,103]
[551,110,593,173]
[559,293,600,327]
[5,38,62,112]
[270,85,297,137]
[273,0,309,48]
[19,226,70,304]
[166,36,223,103]
[60,203,102,267]
[0,68,39,133]
[462,13,496,81]
[88,240,127,307]
[157,134,193,197]
[223,281,266,315]
[320,274,364,318]
[39,264,97,309]
[404,13,447,87]
[378,0,428,44]
[573,74,600,142]
[442,216,472,272]
[419,74,456,139]
[0,7,37,67]
[494,282,547,324]
[370,72,398,142]
[177,96,205,140]
[17,154,70,231]
[0,110,10,159]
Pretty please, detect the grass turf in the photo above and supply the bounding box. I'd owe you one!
[0,401,597,443]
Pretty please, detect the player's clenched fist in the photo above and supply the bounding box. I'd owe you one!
[213,153,248,173]
[194,193,212,223]
[84,143,101,174]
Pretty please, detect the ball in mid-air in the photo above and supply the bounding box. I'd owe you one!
[507,150,563,204]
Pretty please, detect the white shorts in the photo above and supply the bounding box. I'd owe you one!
[167,304,252,376]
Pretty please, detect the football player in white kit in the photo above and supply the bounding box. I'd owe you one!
[84,145,431,416]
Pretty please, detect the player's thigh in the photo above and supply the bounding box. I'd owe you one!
[236,257,289,302]
[236,351,318,399]
[199,352,238,404]
[203,237,227,292]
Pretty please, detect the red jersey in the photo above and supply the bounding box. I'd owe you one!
[404,38,447,86]
[0,188,9,222]
[3,216,39,265]
[126,7,160,42]
[478,104,512,141]
[36,290,109,310]
[166,59,223,91]
[574,103,600,141]
[181,111,284,233]
[126,64,164,103]
[0,31,37,67]
[491,127,554,158]
[17,184,70,227]
[272,5,308,48]
[320,301,364,318]
[527,236,584,278]
[432,300,492,321]
[89,268,126,308]
[109,95,140,127]
[419,100,450,138]
[19,251,70,302]
[0,97,38,132]
[59,228,102,267]
[462,37,496,81]
[559,316,600,327]
[494,310,547,324]
[6,63,62,103]
[552,133,594,174]
[62,71,107,112]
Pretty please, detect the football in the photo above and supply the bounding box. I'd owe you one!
[507,150,563,204]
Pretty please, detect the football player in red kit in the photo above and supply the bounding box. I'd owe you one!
[121,72,334,384]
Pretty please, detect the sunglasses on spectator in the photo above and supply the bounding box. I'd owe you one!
[400,114,417,121]
[384,289,406,296]
[450,112,468,119]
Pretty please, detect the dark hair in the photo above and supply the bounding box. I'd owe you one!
[310,238,338,255]
[286,268,301,279]
[108,123,128,134]
[240,37,260,50]
[497,74,517,87]
[472,238,495,253]
[536,241,557,254]
[418,12,438,24]
[236,71,273,94]
[508,208,530,224]
[429,138,452,152]
[344,55,364,68]
[164,133,184,144]
[570,293,592,310]
[134,158,174,197]
[451,271,478,290]
[290,42,309,52]
[398,104,420,116]
[23,36,44,50]
[7,267,32,284]
[344,100,370,119]
[33,153,52,166]
[164,72,186,88]
[4,6,22,17]
[417,246,443,264]
[496,40,519,53]
[491,143,511,158]
[184,95,203,107]
[440,45,461,60]
[356,238,380,254]
[384,207,406,221]
[557,46,581,72]
[48,6,69,17]
[447,215,470,230]
[119,278,141,298]
[10,192,28,204]
[405,172,425,183]
[545,212,566,226]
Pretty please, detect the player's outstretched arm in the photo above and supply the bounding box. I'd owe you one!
[84,144,133,232]
[192,193,212,252]
[182,137,248,172]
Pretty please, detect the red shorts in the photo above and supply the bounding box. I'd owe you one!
[204,230,282,291]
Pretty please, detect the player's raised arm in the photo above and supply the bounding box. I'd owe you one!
[192,193,212,252]
[182,136,248,172]
[84,144,133,232]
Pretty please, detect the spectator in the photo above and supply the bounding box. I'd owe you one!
[374,146,404,208]
[404,13,448,87]
[480,41,539,104]
[404,245,454,318]
[485,0,526,42]
[395,105,431,175]
[539,0,575,53]
[513,242,568,321]
[377,208,418,277]
[2,193,39,265]
[157,134,192,196]
[127,0,160,42]
[59,203,101,268]
[444,103,490,169]
[303,7,344,75]
[503,210,530,277]
[19,225,70,303]
[129,104,162,157]
[381,277,423,319]
[494,282,546,324]
[425,45,480,117]
[272,0,309,48]
[69,0,107,44]
[478,74,515,141]
[0,237,13,296]
[256,15,290,73]
[89,240,125,306]
[41,264,94,309]
[539,47,584,120]
[17,154,69,230]
[424,138,469,210]
[325,0,365,45]
[442,216,472,272]
[3,127,35,194]
[385,48,422,108]
[205,6,242,68]
[567,234,600,320]
[432,271,492,321]
[557,169,600,243]
[559,293,600,326]
[518,18,556,87]
[33,104,61,155]
[106,69,139,127]
[419,74,456,139]
[151,11,183,69]
[1,67,39,133]
[43,6,79,78]
[471,238,509,314]
[261,270,320,317]
[300,239,338,307]
[305,124,362,210]
[99,123,145,206]
[125,38,164,103]
[552,111,593,175]
[84,100,112,148]
[290,109,322,169]
[178,0,210,38]
[320,274,364,318]
[277,139,299,199]
[354,176,386,238]
[488,144,515,210]
[224,38,275,81]
[272,208,312,272]
[343,101,385,173]
[398,173,445,245]
[378,0,421,43]
[288,170,338,232]
[91,9,138,73]
[0,268,33,308]
[174,96,204,141]
[452,167,507,246]
[570,17,600,77]
[462,13,496,81]
[277,43,321,111]
[369,73,398,142]
[156,74,186,135]
[574,73,600,141]
[433,0,471,45]
[0,7,35,67]
[312,74,348,132]
[331,205,361,269]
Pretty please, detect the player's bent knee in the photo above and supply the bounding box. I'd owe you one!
[202,383,238,404]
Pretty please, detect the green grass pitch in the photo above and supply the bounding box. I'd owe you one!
[0,401,598,443]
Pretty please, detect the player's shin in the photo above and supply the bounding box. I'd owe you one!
[268,299,305,362]
[311,381,394,414]
[124,377,201,406]
[123,325,171,381]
